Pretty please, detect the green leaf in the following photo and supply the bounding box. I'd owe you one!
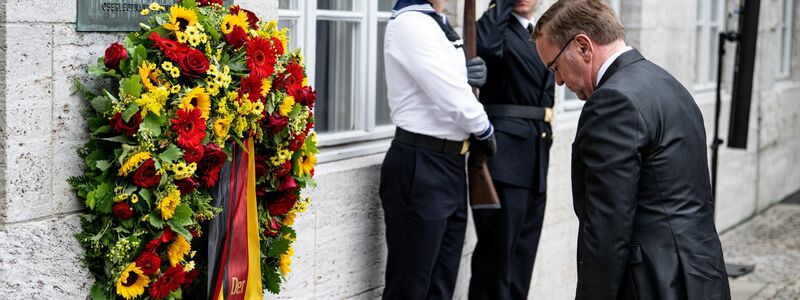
[120,75,143,100]
[121,102,140,123]
[148,213,165,229]
[121,218,134,229]
[182,0,197,9]
[88,181,113,213]
[92,125,111,135]
[95,160,111,171]
[90,95,112,114]
[263,266,282,294]
[85,148,106,171]
[159,145,182,164]
[140,188,152,207]
[100,135,135,144]
[267,238,292,257]
[168,222,192,241]
[129,45,147,74]
[141,113,165,137]
[169,204,193,227]
[90,282,109,300]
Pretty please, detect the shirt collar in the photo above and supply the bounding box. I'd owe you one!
[596,46,633,86]
[390,3,436,19]
[511,12,532,30]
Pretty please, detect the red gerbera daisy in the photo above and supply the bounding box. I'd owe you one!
[135,252,161,275]
[148,32,190,62]
[171,108,206,149]
[267,192,298,216]
[246,36,278,79]
[149,265,186,300]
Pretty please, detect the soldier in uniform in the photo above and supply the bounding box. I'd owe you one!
[380,0,496,299]
[468,0,555,299]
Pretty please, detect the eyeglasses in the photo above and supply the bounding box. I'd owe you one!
[545,35,576,73]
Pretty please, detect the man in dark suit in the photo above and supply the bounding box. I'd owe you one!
[533,0,730,299]
[468,0,554,299]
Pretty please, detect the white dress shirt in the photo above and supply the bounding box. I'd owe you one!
[596,46,633,86]
[384,11,491,141]
[511,12,532,31]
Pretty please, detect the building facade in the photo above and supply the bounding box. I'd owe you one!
[0,0,798,298]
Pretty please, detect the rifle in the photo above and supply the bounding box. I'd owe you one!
[463,0,501,209]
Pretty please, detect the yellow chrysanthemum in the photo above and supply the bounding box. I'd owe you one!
[220,11,249,35]
[180,87,211,120]
[140,9,150,16]
[130,194,139,204]
[115,263,149,300]
[298,153,316,177]
[213,117,232,139]
[279,247,294,276]
[149,3,164,11]
[118,152,152,176]
[279,96,295,117]
[158,188,181,220]
[167,235,191,266]
[302,77,309,87]
[170,161,197,180]
[164,5,198,32]
[136,87,170,117]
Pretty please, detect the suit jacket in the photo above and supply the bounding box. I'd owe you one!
[477,0,555,191]
[571,49,730,300]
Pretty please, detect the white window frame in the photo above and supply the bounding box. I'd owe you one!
[778,0,794,78]
[279,1,395,162]
[693,0,726,91]
[554,0,622,119]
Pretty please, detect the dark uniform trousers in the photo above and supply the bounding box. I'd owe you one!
[380,140,468,300]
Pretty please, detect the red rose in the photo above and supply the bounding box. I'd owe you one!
[224,26,248,49]
[160,227,176,243]
[288,134,306,152]
[295,85,317,108]
[110,112,142,136]
[198,143,228,188]
[267,192,298,216]
[135,252,161,275]
[104,42,128,70]
[264,217,281,237]
[174,177,199,195]
[265,112,288,135]
[279,176,297,191]
[275,160,292,178]
[112,202,134,219]
[256,183,268,197]
[132,159,161,188]
[183,143,205,163]
[177,49,209,78]
[145,239,161,252]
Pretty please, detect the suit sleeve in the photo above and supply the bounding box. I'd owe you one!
[477,0,514,60]
[574,89,648,300]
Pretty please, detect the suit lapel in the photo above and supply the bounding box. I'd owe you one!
[597,49,646,88]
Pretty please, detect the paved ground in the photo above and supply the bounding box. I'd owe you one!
[724,192,800,300]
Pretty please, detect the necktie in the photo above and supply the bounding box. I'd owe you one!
[527,23,534,34]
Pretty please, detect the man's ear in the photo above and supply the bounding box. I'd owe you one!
[575,34,593,62]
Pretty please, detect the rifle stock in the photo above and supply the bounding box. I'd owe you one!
[464,0,500,209]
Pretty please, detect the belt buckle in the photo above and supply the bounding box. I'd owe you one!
[544,107,553,123]
[460,140,470,155]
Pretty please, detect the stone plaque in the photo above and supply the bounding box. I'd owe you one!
[77,0,234,32]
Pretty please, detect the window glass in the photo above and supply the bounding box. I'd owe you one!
[314,20,359,133]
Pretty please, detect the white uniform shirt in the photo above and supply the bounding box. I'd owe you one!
[596,46,633,86]
[384,11,491,141]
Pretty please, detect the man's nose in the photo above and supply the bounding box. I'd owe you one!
[555,73,565,86]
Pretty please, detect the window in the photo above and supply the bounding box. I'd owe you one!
[778,0,794,78]
[554,0,621,113]
[279,0,395,160]
[694,0,726,90]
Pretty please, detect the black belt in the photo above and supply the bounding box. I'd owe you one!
[394,128,469,156]
[484,104,553,122]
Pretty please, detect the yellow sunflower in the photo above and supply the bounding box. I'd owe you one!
[298,153,316,177]
[260,79,272,97]
[278,96,295,117]
[180,87,211,120]
[220,11,249,35]
[167,235,191,266]
[213,117,232,140]
[279,247,294,276]
[138,62,162,92]
[164,5,198,32]
[115,263,149,300]
[118,152,152,176]
[158,188,181,220]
